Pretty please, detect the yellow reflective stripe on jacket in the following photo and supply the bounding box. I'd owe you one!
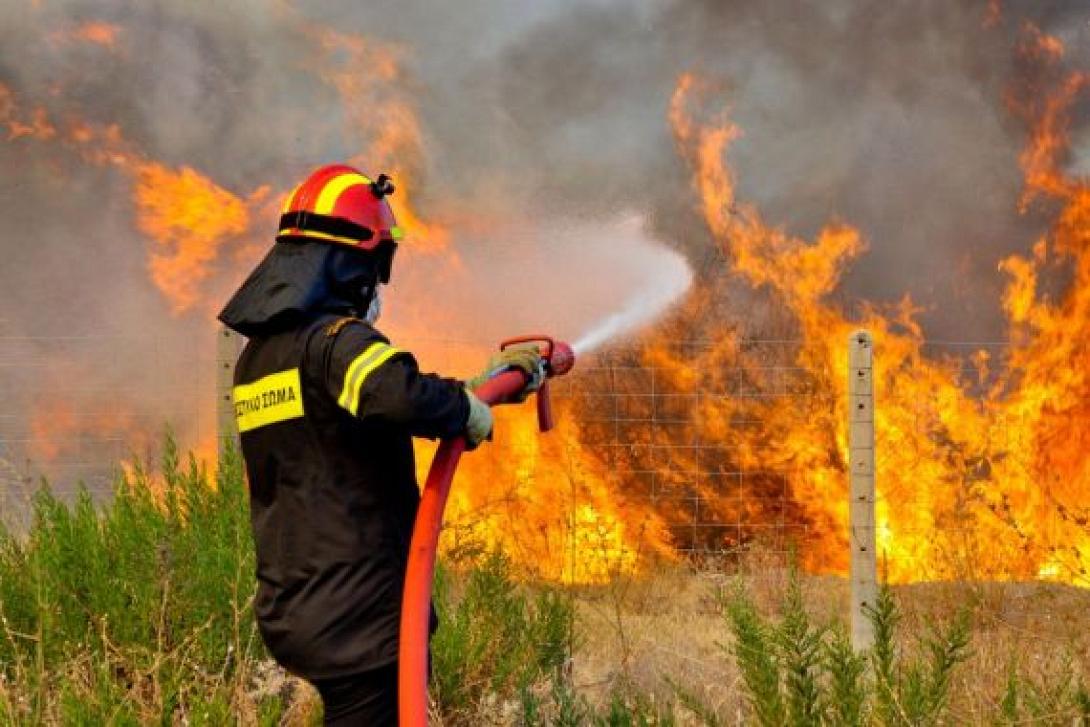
[338,342,402,415]
[234,368,305,433]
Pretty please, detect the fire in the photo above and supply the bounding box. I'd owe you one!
[72,22,121,48]
[422,400,673,584]
[6,12,1090,590]
[391,332,670,583]
[0,84,56,141]
[133,164,250,315]
[0,86,257,315]
[49,21,122,49]
[659,24,1090,585]
[28,395,149,473]
[312,27,451,252]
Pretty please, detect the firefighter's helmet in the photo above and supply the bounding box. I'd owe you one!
[277,164,402,282]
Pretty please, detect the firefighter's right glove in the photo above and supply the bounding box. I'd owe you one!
[464,389,494,450]
[465,346,545,403]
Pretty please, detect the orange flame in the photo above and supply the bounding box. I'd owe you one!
[133,164,250,314]
[311,27,452,252]
[7,17,1090,589]
[49,21,122,49]
[29,395,147,470]
[662,24,1090,585]
[393,334,672,583]
[0,84,56,141]
[430,401,674,583]
[0,85,262,315]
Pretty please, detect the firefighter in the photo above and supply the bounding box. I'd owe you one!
[218,164,542,725]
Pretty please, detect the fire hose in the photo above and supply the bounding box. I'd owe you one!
[398,336,576,727]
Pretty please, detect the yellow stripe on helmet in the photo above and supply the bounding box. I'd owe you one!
[338,341,403,415]
[280,184,301,214]
[314,172,373,215]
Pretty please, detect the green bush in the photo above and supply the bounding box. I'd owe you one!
[4,436,1089,726]
[0,434,274,724]
[430,551,574,722]
[722,563,976,727]
[720,564,1090,727]
[520,675,681,727]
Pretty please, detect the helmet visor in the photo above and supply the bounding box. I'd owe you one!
[375,238,398,284]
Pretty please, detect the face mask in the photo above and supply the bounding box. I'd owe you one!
[364,284,383,325]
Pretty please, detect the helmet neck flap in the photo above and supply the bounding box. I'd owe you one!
[218,240,380,337]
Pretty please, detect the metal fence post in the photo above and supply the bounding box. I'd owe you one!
[848,330,877,651]
[217,327,242,460]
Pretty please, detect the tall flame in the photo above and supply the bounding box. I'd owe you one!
[5,14,1090,589]
[49,21,122,50]
[134,164,251,315]
[312,27,451,252]
[432,401,674,584]
[659,24,1090,584]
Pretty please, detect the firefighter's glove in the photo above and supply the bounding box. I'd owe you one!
[464,389,494,450]
[465,345,545,403]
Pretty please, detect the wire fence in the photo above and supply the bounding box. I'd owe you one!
[1,329,1087,595]
[550,352,815,562]
[0,333,212,511]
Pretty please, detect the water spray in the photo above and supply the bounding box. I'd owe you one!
[571,259,693,356]
[398,335,575,727]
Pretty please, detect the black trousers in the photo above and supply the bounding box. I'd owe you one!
[313,662,399,726]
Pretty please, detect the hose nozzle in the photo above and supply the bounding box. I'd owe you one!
[547,341,575,377]
[499,335,576,432]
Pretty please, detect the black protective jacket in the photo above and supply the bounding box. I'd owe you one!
[234,314,467,678]
[220,240,468,679]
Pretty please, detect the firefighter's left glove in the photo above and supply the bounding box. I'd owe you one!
[465,345,545,403]
[463,389,494,450]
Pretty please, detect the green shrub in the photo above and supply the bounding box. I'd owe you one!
[3,435,1089,726]
[723,566,976,727]
[724,584,785,726]
[996,652,1090,726]
[430,551,574,722]
[0,434,276,724]
[867,585,971,726]
[824,624,867,726]
[521,675,681,726]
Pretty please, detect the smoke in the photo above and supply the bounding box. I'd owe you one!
[0,0,1087,489]
[437,0,1088,339]
[309,0,1088,340]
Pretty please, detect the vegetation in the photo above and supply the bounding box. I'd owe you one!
[1,438,1088,724]
[720,568,1090,725]
[0,437,272,725]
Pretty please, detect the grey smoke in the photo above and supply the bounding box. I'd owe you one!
[0,0,1087,491]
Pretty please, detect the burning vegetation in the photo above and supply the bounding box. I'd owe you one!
[646,24,1090,584]
[0,3,1088,588]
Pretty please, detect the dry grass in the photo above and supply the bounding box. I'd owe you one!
[569,557,1090,725]
[4,554,1087,724]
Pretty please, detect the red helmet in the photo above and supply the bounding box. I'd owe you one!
[277,164,403,281]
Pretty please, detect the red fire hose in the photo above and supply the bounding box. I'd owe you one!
[398,336,575,727]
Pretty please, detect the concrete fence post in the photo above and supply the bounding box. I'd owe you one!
[848,329,877,651]
[216,327,243,460]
